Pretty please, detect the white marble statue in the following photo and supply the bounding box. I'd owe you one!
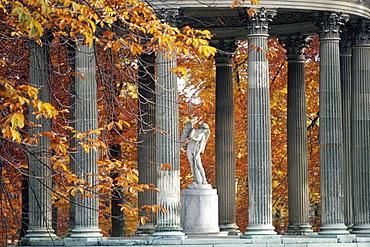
[181,121,210,185]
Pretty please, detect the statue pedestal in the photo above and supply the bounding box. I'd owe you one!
[181,185,220,235]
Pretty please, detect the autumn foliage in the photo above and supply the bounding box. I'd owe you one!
[0,0,321,245]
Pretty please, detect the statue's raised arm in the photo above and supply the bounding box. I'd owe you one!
[181,121,210,185]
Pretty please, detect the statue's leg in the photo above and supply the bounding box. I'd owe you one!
[195,156,207,184]
[192,156,202,184]
[187,152,195,182]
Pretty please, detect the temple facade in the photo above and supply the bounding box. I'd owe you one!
[19,0,370,246]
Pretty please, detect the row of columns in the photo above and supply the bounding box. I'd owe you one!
[25,39,102,242]
[24,8,370,242]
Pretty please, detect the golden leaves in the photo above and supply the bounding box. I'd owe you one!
[32,100,58,119]
[161,163,173,171]
[231,0,259,8]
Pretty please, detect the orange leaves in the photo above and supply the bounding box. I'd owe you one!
[141,205,168,214]
[107,120,131,131]
[170,66,187,77]
[231,0,259,8]
[161,163,173,171]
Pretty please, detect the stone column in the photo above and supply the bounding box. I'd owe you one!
[151,9,184,239]
[350,20,370,235]
[282,37,312,234]
[339,32,353,230]
[244,9,277,235]
[69,40,102,239]
[25,39,57,241]
[213,40,239,235]
[136,53,157,235]
[317,12,349,235]
[153,49,184,237]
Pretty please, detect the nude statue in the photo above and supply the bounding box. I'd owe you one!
[180,121,210,185]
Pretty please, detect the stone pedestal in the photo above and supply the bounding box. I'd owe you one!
[181,185,220,235]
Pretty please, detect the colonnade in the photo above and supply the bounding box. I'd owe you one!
[23,8,370,244]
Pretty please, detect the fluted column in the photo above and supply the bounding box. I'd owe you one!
[339,32,353,230]
[136,53,157,235]
[351,20,370,235]
[70,40,102,238]
[213,40,239,235]
[25,39,57,241]
[244,9,276,235]
[283,37,312,234]
[152,10,184,238]
[317,12,349,235]
[153,49,183,236]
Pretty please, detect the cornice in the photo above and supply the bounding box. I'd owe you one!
[146,0,370,19]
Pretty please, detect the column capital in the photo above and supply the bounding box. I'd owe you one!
[280,36,312,61]
[157,8,180,27]
[245,8,276,36]
[339,32,352,56]
[212,40,237,65]
[316,12,349,40]
[349,19,370,46]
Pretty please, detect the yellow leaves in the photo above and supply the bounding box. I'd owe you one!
[0,81,49,143]
[107,120,131,131]
[67,186,85,197]
[112,39,122,52]
[2,126,21,143]
[80,142,91,153]
[198,45,216,57]
[170,66,187,77]
[130,43,143,55]
[49,135,68,155]
[9,113,25,129]
[32,100,58,119]
[11,3,44,38]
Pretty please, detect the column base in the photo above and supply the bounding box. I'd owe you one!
[21,228,58,244]
[155,225,183,232]
[150,231,187,240]
[352,224,370,235]
[286,223,313,234]
[134,223,156,236]
[241,234,282,244]
[70,226,103,238]
[243,224,276,235]
[219,223,241,235]
[319,224,349,235]
[345,223,354,233]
